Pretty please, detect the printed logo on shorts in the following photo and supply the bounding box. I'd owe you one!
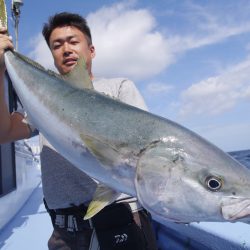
[114,233,128,244]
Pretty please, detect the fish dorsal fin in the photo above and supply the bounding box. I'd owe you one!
[84,184,120,220]
[63,57,93,90]
[80,134,122,167]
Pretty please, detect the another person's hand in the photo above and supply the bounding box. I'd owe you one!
[0,26,14,74]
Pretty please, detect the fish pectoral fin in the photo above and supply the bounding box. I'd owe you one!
[63,57,93,90]
[80,134,121,167]
[84,184,120,220]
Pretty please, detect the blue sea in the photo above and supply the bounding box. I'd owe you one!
[229,149,250,168]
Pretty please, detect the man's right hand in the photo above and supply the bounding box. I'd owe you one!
[0,26,31,144]
[0,26,14,74]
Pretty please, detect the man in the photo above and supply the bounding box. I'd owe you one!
[0,12,158,250]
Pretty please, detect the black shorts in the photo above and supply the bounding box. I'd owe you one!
[47,203,158,250]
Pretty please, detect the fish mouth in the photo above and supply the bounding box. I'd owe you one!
[221,198,250,221]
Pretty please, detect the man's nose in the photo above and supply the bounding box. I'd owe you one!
[63,43,72,56]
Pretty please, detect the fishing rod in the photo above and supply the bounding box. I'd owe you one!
[11,0,23,51]
[8,0,24,110]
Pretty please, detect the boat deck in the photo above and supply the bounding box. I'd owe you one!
[1,182,250,249]
[0,183,52,250]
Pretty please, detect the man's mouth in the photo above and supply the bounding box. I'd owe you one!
[63,58,78,66]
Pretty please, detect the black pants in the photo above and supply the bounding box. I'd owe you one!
[48,209,158,250]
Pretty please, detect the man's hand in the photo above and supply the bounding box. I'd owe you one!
[0,26,14,73]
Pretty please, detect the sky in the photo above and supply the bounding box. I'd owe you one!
[5,0,250,152]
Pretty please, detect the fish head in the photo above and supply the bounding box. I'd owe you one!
[135,136,250,223]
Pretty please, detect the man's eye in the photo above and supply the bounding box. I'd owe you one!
[53,44,61,49]
[71,40,79,45]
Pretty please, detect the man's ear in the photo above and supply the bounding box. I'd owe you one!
[90,45,96,59]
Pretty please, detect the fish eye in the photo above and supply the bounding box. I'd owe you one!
[205,176,223,191]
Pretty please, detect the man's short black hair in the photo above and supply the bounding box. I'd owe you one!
[42,12,92,47]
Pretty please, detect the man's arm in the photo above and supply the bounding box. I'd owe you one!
[0,27,31,144]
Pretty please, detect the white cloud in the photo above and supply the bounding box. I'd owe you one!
[164,1,250,53]
[244,86,250,99]
[86,1,250,81]
[145,82,173,95]
[178,59,250,117]
[183,25,250,52]
[167,25,250,58]
[28,34,55,71]
[87,2,173,80]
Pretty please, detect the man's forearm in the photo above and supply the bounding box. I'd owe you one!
[0,71,32,144]
[0,71,12,140]
[0,27,30,143]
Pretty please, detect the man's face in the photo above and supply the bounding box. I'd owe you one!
[49,26,95,76]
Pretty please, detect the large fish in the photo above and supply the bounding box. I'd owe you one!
[2,0,250,224]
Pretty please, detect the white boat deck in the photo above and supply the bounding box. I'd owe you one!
[0,183,52,250]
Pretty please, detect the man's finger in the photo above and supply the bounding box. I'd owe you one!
[0,26,7,34]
